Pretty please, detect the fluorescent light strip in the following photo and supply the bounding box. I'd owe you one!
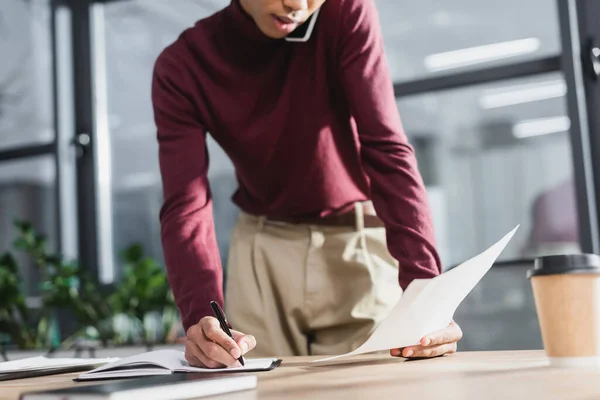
[480,80,567,109]
[91,3,116,284]
[425,38,541,72]
[55,6,79,261]
[513,116,571,139]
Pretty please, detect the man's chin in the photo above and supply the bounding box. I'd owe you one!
[258,26,290,40]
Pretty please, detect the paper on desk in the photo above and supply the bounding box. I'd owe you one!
[0,355,117,374]
[313,225,519,363]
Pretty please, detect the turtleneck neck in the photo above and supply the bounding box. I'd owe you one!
[224,0,283,45]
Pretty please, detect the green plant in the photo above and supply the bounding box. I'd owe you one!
[0,253,37,349]
[12,220,114,347]
[0,220,180,351]
[109,244,177,345]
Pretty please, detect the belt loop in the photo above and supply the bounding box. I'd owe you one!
[354,202,365,232]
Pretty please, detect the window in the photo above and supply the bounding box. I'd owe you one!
[102,0,235,277]
[98,0,570,277]
[399,72,578,267]
[0,156,57,296]
[376,0,561,82]
[0,0,54,149]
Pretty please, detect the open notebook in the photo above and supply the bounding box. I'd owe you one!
[76,349,281,381]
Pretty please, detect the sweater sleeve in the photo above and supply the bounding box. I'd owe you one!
[337,0,442,287]
[152,52,223,331]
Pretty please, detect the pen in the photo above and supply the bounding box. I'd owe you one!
[210,301,245,366]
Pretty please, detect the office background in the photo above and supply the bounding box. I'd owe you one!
[1,0,600,353]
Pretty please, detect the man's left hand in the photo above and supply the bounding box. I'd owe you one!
[390,321,463,359]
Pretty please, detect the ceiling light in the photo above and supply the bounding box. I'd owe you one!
[513,116,571,139]
[479,80,567,109]
[424,38,541,72]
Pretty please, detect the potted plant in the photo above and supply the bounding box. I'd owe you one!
[11,220,114,350]
[0,220,181,356]
[108,244,178,349]
[0,253,37,359]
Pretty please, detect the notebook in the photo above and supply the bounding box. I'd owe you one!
[19,372,257,400]
[0,356,117,382]
[75,349,281,381]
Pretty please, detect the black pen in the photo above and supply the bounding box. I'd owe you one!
[210,301,245,366]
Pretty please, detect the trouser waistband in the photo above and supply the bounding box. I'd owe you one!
[239,202,385,231]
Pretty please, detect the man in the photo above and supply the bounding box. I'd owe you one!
[152,0,462,368]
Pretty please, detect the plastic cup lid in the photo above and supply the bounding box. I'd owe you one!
[527,254,600,279]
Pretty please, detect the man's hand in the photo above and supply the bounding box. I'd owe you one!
[185,316,257,368]
[390,321,463,359]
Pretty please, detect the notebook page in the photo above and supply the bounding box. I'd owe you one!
[79,367,174,379]
[83,349,187,375]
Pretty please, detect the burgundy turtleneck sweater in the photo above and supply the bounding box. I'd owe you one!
[152,0,442,331]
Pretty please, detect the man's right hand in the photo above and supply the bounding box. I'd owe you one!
[184,316,257,368]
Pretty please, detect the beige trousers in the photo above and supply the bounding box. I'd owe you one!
[224,203,402,357]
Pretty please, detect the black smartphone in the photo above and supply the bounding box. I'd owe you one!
[285,8,321,42]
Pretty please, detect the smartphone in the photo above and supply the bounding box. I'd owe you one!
[285,8,321,42]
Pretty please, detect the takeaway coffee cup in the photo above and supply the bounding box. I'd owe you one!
[528,254,600,367]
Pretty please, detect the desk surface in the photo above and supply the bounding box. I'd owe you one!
[2,351,600,400]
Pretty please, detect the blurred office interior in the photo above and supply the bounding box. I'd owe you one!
[1,0,600,354]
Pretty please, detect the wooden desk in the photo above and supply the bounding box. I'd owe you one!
[2,351,600,400]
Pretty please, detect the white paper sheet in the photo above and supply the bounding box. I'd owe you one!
[0,355,117,374]
[313,225,519,363]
